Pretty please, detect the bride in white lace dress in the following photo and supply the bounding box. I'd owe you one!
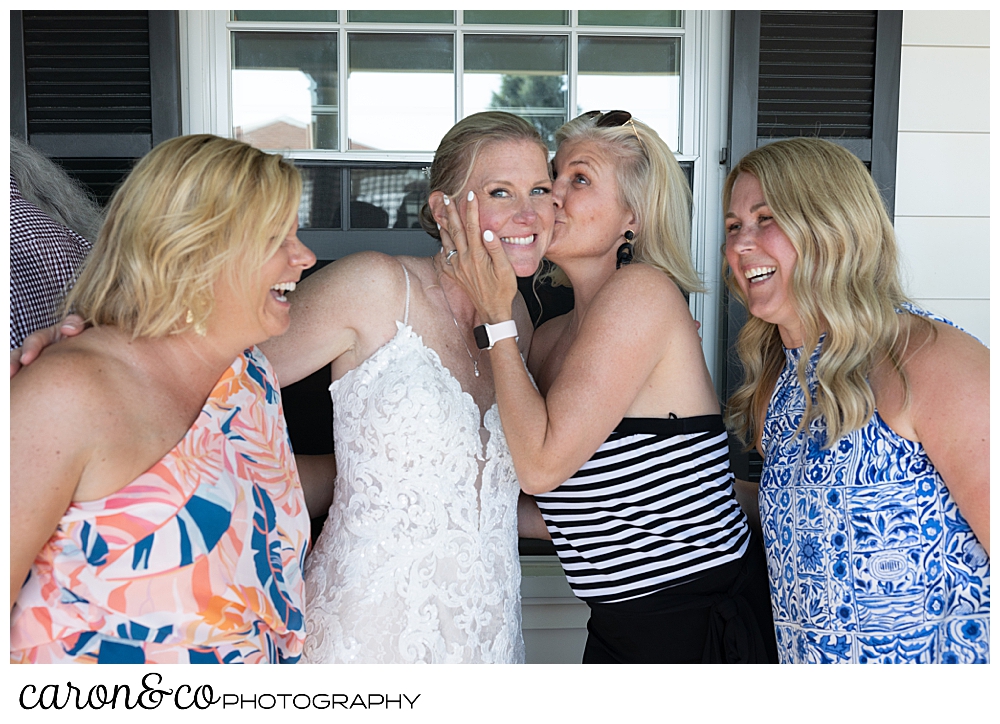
[259,113,555,663]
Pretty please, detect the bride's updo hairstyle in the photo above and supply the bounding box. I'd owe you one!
[418,112,549,240]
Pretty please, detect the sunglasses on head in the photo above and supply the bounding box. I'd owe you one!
[581,110,647,155]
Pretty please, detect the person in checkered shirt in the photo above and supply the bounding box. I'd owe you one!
[9,159,96,348]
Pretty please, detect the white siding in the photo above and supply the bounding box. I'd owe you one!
[894,11,990,345]
[520,557,589,664]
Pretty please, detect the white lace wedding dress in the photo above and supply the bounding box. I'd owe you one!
[301,266,524,663]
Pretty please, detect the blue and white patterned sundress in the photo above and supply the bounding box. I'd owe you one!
[759,306,989,663]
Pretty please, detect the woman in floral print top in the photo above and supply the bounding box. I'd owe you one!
[10,135,316,663]
[721,138,988,663]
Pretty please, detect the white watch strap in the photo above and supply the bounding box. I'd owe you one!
[487,319,518,347]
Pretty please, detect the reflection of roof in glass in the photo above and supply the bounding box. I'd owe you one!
[236,118,311,150]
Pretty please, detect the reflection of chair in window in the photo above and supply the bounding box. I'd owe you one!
[394,187,427,229]
[331,201,389,228]
[306,172,341,228]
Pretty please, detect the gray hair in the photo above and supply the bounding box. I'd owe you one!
[10,135,104,243]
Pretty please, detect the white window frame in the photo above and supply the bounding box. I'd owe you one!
[178,10,730,383]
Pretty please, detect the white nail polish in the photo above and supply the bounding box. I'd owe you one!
[437,223,441,230]
[443,195,450,206]
[467,191,475,202]
[483,230,494,242]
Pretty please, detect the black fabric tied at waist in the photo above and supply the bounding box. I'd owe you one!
[700,558,769,663]
[580,538,778,664]
[619,555,768,663]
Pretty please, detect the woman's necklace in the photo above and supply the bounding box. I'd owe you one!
[435,268,483,377]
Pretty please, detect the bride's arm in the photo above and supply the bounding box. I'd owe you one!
[261,251,404,386]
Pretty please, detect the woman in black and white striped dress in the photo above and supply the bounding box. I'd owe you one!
[440,111,777,663]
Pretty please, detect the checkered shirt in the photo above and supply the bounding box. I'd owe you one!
[10,175,93,348]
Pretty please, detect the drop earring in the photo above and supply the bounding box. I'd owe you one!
[616,230,635,269]
[185,308,207,337]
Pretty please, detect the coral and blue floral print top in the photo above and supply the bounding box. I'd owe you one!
[759,305,989,664]
[11,347,310,664]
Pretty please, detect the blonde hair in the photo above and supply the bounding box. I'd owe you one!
[722,137,917,449]
[64,134,301,338]
[418,111,549,240]
[543,112,702,293]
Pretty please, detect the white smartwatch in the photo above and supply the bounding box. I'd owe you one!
[473,320,518,350]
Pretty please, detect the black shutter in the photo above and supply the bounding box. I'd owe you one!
[722,10,902,481]
[758,11,877,147]
[11,10,181,205]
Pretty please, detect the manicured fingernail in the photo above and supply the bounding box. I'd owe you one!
[437,223,441,231]
[443,195,450,206]
[467,191,475,202]
[483,230,494,242]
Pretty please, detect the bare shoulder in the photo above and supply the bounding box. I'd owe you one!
[901,315,987,390]
[10,334,126,452]
[589,264,696,341]
[596,263,691,317]
[12,335,122,405]
[873,314,988,438]
[271,251,410,382]
[301,250,407,299]
[291,251,409,334]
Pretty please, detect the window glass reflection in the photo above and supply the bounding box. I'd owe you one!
[296,166,342,229]
[232,33,338,150]
[350,168,429,229]
[348,34,454,151]
[232,11,338,23]
[347,11,453,24]
[577,36,681,151]
[464,35,567,150]
[463,11,568,26]
[578,11,681,27]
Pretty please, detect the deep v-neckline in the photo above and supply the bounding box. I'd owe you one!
[329,320,503,529]
[330,320,496,427]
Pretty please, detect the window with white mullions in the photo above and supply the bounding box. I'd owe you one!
[225,11,686,155]
[231,32,339,150]
[463,34,568,150]
[346,33,454,152]
[577,36,681,152]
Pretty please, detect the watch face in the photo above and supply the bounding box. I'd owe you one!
[473,324,491,350]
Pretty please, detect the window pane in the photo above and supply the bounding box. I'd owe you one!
[577,36,680,151]
[350,168,429,228]
[232,33,338,150]
[232,11,338,23]
[347,11,453,24]
[463,11,568,26]
[464,35,567,150]
[578,10,681,27]
[348,34,454,151]
[297,166,342,229]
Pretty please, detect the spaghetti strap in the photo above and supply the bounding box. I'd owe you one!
[400,262,411,325]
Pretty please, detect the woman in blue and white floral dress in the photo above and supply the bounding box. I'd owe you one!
[721,138,989,664]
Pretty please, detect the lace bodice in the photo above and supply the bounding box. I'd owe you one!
[301,266,524,663]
